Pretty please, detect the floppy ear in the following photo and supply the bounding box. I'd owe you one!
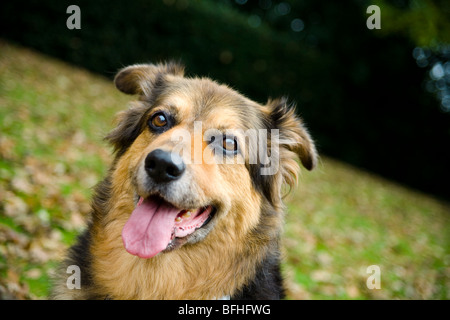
[114,62,185,95]
[266,97,318,192]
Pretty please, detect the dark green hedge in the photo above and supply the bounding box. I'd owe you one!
[1,0,449,200]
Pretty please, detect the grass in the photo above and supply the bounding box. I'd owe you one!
[0,40,449,299]
[283,159,449,299]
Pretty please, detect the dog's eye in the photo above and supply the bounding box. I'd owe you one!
[150,113,168,128]
[148,112,172,133]
[222,137,237,153]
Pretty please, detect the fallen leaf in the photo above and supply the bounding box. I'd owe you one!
[3,193,28,217]
[24,268,42,279]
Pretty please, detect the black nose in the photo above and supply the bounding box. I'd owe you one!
[145,149,185,183]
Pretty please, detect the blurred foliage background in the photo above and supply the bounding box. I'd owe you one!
[1,0,449,200]
[0,0,449,299]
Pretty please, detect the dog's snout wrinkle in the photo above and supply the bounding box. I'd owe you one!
[145,149,185,183]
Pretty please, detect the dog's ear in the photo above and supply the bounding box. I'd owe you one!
[114,62,185,95]
[266,97,318,194]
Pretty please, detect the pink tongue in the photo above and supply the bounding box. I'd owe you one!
[122,197,180,258]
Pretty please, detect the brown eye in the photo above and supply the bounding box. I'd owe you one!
[151,113,167,127]
[223,137,237,152]
[148,112,172,133]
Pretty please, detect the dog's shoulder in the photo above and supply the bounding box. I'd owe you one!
[50,228,99,299]
[231,251,285,300]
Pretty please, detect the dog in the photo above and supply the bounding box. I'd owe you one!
[51,62,317,299]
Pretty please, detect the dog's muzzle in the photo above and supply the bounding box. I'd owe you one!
[123,148,217,259]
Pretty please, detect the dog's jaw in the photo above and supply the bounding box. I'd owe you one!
[124,192,218,258]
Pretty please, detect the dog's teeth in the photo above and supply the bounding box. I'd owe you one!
[175,217,182,222]
[182,211,192,218]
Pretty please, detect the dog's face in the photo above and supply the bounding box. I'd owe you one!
[106,62,317,259]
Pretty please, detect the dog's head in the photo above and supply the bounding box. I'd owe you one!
[106,62,317,259]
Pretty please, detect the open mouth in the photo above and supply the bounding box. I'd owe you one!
[122,195,215,259]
